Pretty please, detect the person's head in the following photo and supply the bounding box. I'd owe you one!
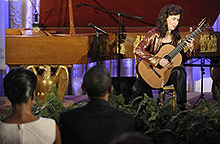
[157,4,183,40]
[82,65,112,99]
[3,68,37,106]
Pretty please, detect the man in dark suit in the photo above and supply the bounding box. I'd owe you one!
[59,65,135,144]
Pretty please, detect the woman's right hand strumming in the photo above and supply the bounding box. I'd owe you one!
[159,58,171,68]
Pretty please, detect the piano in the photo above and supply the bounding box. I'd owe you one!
[5,29,90,66]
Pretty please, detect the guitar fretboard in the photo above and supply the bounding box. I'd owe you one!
[169,28,202,60]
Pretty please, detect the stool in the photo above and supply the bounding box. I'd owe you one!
[158,85,176,108]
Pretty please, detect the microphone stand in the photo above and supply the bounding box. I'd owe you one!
[88,23,107,64]
[29,0,39,31]
[96,30,100,64]
[116,13,122,94]
[76,3,143,93]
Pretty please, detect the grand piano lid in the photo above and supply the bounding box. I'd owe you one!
[40,0,220,28]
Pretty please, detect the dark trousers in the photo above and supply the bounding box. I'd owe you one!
[132,66,187,104]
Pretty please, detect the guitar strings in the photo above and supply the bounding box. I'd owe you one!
[168,28,200,60]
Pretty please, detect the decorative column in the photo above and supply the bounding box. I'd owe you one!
[0,0,8,96]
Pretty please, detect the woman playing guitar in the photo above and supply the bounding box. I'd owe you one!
[132,4,195,110]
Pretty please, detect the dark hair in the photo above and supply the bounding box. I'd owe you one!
[156,4,183,40]
[3,68,37,105]
[83,65,112,98]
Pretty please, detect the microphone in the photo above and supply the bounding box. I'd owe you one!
[75,3,83,8]
[88,23,108,35]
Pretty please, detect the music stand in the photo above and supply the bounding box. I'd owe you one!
[192,54,208,108]
[184,54,220,108]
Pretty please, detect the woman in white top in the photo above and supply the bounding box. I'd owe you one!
[0,68,61,144]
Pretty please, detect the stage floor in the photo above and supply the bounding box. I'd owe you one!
[0,92,214,116]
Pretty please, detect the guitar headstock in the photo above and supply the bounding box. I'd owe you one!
[198,17,210,31]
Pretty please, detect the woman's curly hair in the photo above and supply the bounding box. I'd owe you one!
[156,4,183,41]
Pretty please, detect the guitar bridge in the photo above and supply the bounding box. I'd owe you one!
[150,65,161,78]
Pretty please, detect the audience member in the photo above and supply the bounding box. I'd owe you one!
[59,65,135,144]
[0,68,61,144]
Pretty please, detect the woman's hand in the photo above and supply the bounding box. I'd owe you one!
[159,58,171,68]
[185,38,194,52]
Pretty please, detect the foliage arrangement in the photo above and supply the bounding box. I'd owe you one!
[108,92,220,144]
[2,85,220,144]
[31,85,86,123]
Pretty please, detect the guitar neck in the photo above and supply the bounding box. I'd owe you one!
[169,28,202,60]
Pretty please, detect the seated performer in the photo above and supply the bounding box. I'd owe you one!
[0,68,61,144]
[132,4,195,110]
[59,65,135,144]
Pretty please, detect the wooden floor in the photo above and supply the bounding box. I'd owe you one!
[0,92,214,115]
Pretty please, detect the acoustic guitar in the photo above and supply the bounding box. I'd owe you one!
[138,18,209,88]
